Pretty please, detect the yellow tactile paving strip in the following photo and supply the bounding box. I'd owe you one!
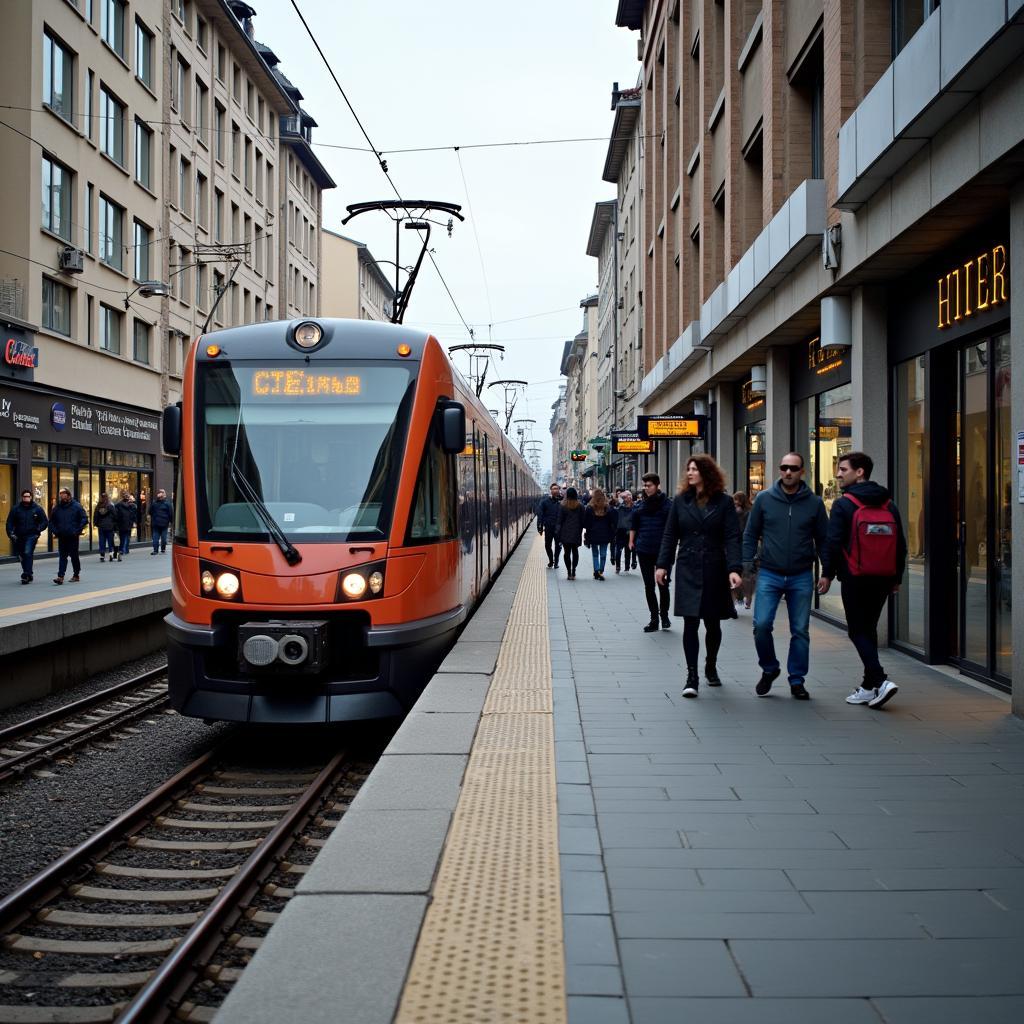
[0,578,170,618]
[396,535,565,1024]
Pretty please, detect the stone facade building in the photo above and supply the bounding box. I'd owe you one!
[320,230,396,322]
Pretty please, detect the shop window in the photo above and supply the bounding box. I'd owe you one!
[42,29,75,125]
[408,425,458,541]
[42,276,71,335]
[41,154,72,241]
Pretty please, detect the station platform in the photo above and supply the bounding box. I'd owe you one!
[0,545,170,707]
[217,533,1024,1024]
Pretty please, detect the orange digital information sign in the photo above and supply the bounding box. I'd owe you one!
[252,369,362,397]
[637,415,707,440]
[611,431,655,454]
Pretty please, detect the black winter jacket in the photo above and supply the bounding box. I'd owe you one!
[93,503,117,531]
[149,499,174,529]
[583,505,618,546]
[49,499,88,537]
[657,491,742,619]
[555,502,585,546]
[6,502,48,539]
[631,491,671,555]
[114,500,138,532]
[536,494,562,532]
[821,481,907,582]
[742,481,827,576]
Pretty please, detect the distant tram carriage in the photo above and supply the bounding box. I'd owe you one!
[162,318,538,724]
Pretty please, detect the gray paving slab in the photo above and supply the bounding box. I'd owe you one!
[435,639,501,674]
[872,996,1024,1023]
[618,938,747,997]
[215,894,426,1024]
[566,996,630,1024]
[297,809,450,894]
[630,997,884,1024]
[410,673,491,712]
[384,710,480,754]
[348,753,467,811]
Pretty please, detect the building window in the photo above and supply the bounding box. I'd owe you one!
[99,87,125,165]
[135,120,152,189]
[246,81,254,121]
[133,319,150,364]
[178,246,191,304]
[135,20,153,88]
[173,0,186,23]
[195,171,208,228]
[244,137,253,191]
[195,261,207,311]
[893,0,941,57]
[265,162,273,208]
[99,303,122,353]
[176,57,190,126]
[255,152,263,202]
[100,0,126,60]
[85,70,94,139]
[84,182,93,253]
[214,103,225,162]
[232,63,241,103]
[42,277,71,335]
[255,224,263,274]
[212,270,225,324]
[168,145,177,205]
[195,79,208,138]
[216,43,226,81]
[214,188,224,241]
[98,194,123,271]
[133,220,150,281]
[179,156,191,218]
[231,122,240,177]
[257,96,265,135]
[196,15,208,52]
[42,30,74,124]
[41,155,72,241]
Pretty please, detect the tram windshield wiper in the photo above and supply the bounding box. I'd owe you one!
[227,411,302,566]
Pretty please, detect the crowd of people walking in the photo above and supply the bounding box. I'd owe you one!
[540,449,906,709]
[6,488,173,586]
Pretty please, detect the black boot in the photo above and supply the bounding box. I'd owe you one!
[705,661,721,686]
[682,668,699,698]
[643,619,659,633]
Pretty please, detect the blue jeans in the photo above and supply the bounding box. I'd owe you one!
[152,526,168,552]
[752,568,813,686]
[15,534,38,578]
[591,542,608,573]
[99,529,115,556]
[118,530,131,554]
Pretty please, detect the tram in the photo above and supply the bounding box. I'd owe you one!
[161,318,539,723]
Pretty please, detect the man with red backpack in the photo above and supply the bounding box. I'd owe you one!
[818,451,907,709]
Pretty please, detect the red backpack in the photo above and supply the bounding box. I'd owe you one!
[844,495,898,577]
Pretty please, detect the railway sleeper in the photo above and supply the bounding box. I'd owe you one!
[69,884,220,903]
[96,863,237,881]
[37,909,202,928]
[0,1004,125,1022]
[4,934,179,955]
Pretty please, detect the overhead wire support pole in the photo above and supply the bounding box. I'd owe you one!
[448,343,505,397]
[487,379,528,435]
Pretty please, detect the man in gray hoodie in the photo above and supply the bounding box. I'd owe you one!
[742,452,828,699]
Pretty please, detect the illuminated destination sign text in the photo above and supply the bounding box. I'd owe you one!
[252,370,362,397]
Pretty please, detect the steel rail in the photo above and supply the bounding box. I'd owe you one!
[0,664,168,744]
[0,748,219,930]
[0,674,170,784]
[117,751,348,1023]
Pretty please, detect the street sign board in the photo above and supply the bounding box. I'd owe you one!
[570,450,589,462]
[610,429,654,454]
[637,415,707,440]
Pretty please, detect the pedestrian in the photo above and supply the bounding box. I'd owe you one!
[630,472,672,633]
[50,487,88,584]
[6,489,47,584]
[583,487,617,580]
[656,456,742,698]
[612,489,635,573]
[536,483,563,568]
[149,488,174,555]
[555,486,584,580]
[818,452,906,709]
[742,452,828,700]
[93,492,117,562]
[114,493,137,561]
[732,491,756,608]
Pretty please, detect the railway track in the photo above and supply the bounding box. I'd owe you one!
[0,669,171,785]
[0,744,372,1022]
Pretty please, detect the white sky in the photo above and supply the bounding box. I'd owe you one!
[255,0,640,473]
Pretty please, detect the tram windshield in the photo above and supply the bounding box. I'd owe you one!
[197,362,415,542]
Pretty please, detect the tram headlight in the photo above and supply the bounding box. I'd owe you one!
[215,572,241,599]
[201,570,215,594]
[368,571,384,595]
[294,322,322,348]
[341,572,368,599]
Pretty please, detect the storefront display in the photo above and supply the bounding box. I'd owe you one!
[734,380,766,498]
[888,219,1012,690]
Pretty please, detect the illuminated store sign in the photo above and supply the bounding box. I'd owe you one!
[251,370,362,396]
[807,336,844,376]
[570,450,589,462]
[4,337,38,369]
[937,244,1008,329]
[637,415,707,440]
[611,429,655,454]
[741,380,765,410]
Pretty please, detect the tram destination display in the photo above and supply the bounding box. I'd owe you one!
[637,415,707,441]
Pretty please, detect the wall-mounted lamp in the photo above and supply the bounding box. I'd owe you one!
[820,295,852,356]
[749,364,767,397]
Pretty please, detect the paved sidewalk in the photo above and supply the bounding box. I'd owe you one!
[547,561,1024,1024]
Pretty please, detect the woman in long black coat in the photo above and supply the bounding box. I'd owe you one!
[555,487,585,580]
[656,455,742,698]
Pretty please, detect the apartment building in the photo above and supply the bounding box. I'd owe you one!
[0,0,331,562]
[549,384,568,486]
[615,0,1023,703]
[557,295,601,487]
[320,230,396,322]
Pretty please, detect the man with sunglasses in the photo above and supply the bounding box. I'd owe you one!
[742,452,828,699]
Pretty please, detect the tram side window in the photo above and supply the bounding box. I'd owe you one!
[409,426,457,541]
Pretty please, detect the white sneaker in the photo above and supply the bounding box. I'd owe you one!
[869,680,898,709]
[682,684,699,699]
[845,686,876,705]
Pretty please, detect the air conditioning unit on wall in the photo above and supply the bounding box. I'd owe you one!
[58,246,84,274]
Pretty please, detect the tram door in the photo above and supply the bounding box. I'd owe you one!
[482,434,492,573]
[473,424,483,597]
